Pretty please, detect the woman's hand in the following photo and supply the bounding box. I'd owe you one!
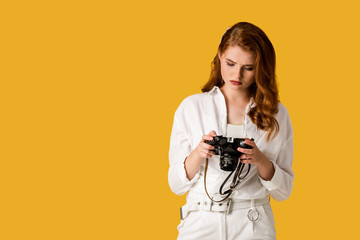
[237,138,275,181]
[184,130,217,180]
[195,130,217,159]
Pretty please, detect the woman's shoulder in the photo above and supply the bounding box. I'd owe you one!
[177,92,209,110]
[177,86,220,109]
[275,102,293,138]
[276,102,290,118]
[173,92,212,121]
[184,91,210,102]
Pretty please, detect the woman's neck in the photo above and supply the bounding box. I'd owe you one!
[220,85,251,105]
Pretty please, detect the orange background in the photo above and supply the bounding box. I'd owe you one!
[1,0,360,239]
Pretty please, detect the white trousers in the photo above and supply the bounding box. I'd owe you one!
[177,198,276,240]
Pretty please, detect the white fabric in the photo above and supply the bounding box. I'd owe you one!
[180,196,269,220]
[168,86,294,239]
[168,86,294,201]
[177,198,275,240]
[226,123,245,138]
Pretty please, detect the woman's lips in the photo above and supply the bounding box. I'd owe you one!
[230,80,242,85]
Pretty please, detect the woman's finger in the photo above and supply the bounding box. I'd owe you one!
[244,139,256,147]
[199,152,212,158]
[200,141,215,150]
[202,135,214,141]
[209,130,217,136]
[200,150,214,158]
[240,159,252,164]
[240,154,252,160]
[200,150,213,158]
[237,147,254,154]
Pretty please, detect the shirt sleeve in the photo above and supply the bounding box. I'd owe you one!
[259,107,294,201]
[168,100,201,195]
[259,136,294,201]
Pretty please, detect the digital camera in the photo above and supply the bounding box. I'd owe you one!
[205,136,254,171]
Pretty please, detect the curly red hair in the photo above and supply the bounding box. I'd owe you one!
[202,22,279,141]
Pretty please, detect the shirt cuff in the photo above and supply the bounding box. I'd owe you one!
[179,158,201,186]
[259,161,282,191]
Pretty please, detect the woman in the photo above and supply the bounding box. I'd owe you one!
[168,22,294,240]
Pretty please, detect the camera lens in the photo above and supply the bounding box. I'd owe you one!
[220,154,238,171]
[219,138,227,146]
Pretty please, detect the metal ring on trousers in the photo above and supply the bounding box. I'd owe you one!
[247,208,259,222]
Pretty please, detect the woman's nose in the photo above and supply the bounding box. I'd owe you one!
[236,68,243,80]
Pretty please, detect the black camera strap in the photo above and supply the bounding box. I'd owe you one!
[204,158,232,202]
[204,158,251,203]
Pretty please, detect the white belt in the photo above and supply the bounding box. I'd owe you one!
[180,196,270,220]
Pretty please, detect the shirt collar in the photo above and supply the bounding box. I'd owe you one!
[208,85,256,109]
[208,85,220,94]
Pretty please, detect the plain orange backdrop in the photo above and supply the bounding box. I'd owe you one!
[1,0,360,239]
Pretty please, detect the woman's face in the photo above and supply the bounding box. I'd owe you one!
[218,45,256,92]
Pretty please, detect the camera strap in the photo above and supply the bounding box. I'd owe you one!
[204,158,232,203]
[204,158,251,203]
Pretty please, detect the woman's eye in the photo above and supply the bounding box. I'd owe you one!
[245,67,254,71]
[226,62,235,67]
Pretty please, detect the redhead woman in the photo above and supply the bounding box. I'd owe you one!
[168,22,294,240]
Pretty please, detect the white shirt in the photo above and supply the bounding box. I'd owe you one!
[226,123,245,138]
[168,86,294,202]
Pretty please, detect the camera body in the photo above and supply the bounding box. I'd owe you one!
[205,135,254,171]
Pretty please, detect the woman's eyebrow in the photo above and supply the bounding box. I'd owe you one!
[225,58,254,66]
[225,58,236,63]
